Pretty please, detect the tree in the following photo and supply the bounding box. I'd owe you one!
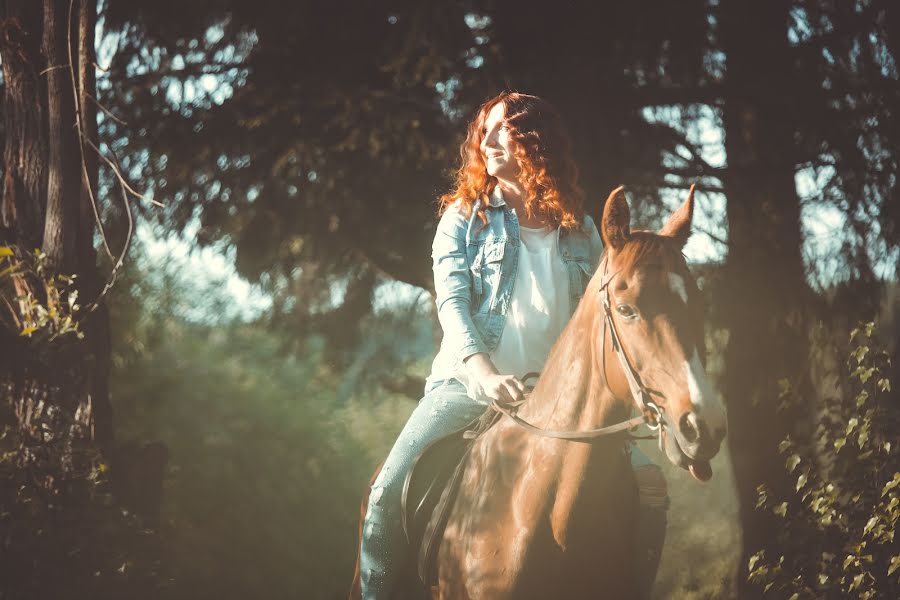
[1,0,112,463]
[717,1,814,591]
[0,2,163,595]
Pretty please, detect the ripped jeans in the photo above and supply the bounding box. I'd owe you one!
[359,378,668,599]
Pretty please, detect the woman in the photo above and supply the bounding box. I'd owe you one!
[359,91,667,599]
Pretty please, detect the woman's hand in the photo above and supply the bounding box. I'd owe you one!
[463,353,526,404]
[478,373,527,404]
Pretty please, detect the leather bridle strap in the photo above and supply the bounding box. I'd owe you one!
[599,268,664,431]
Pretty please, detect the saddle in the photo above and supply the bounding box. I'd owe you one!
[400,407,502,586]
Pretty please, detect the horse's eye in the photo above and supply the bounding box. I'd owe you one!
[616,304,638,319]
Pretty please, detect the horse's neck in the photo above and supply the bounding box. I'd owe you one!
[519,301,624,430]
[440,306,635,592]
[511,301,631,548]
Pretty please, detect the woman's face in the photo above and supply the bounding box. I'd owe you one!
[480,102,519,180]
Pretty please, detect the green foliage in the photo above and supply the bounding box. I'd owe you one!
[748,322,899,599]
[0,245,83,342]
[107,242,418,599]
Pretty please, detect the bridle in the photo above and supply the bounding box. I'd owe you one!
[489,256,667,444]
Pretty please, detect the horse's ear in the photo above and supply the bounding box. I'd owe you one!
[601,186,631,251]
[659,184,695,248]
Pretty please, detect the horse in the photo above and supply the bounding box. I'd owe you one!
[350,184,728,599]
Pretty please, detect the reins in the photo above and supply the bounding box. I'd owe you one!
[488,257,667,444]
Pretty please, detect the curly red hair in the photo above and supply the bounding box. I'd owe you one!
[439,91,585,229]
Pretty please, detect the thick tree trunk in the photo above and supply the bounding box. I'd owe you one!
[0,0,47,247]
[719,1,812,595]
[41,0,79,273]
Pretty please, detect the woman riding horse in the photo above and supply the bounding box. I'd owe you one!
[355,92,682,599]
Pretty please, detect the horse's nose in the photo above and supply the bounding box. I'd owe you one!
[677,410,726,458]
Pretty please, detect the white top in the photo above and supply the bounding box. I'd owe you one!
[490,223,571,378]
[453,221,571,402]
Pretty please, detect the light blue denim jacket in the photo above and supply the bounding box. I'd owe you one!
[427,190,604,388]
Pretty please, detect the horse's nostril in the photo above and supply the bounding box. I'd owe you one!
[714,424,727,442]
[679,412,702,444]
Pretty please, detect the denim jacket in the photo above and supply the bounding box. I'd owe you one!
[428,190,604,386]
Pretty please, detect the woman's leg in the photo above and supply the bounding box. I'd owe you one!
[360,379,489,600]
[630,445,669,599]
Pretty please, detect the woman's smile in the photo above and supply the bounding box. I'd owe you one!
[480,103,518,178]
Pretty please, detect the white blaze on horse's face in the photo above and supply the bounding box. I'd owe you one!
[683,349,727,441]
[668,273,689,304]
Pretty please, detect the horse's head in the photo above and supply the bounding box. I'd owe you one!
[597,185,727,481]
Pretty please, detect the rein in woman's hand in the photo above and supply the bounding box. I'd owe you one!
[479,373,527,404]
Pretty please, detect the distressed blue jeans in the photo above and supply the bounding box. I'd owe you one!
[359,378,667,599]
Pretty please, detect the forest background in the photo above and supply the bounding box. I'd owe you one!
[0,1,898,599]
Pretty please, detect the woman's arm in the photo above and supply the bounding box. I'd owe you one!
[432,206,488,361]
[432,205,526,403]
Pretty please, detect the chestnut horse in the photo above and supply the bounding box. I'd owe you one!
[351,185,727,599]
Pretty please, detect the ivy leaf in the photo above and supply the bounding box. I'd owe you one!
[878,378,891,392]
[796,472,808,492]
[864,321,875,337]
[773,502,788,517]
[882,473,900,497]
[748,551,763,574]
[786,454,801,472]
[864,516,879,535]
[858,429,869,448]
[810,496,824,513]
[889,555,900,577]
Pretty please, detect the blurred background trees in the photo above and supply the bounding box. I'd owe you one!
[1,0,897,597]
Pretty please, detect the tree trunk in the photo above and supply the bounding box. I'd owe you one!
[0,0,112,476]
[41,0,79,273]
[75,0,114,451]
[719,1,812,594]
[1,0,47,248]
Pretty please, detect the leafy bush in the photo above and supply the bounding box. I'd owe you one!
[748,322,898,599]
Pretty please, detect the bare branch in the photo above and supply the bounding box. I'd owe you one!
[83,137,163,207]
[86,92,127,126]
